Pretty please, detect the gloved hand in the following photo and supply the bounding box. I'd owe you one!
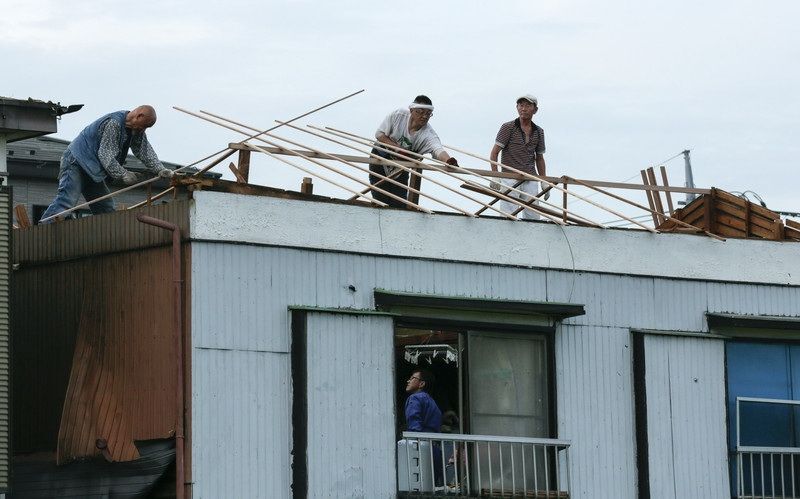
[158,168,175,179]
[446,157,459,167]
[490,181,501,191]
[539,180,551,201]
[121,171,140,185]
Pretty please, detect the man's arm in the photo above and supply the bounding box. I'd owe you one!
[131,133,169,176]
[489,144,502,172]
[97,120,132,180]
[536,155,546,177]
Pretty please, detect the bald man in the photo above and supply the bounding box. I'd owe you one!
[39,105,174,223]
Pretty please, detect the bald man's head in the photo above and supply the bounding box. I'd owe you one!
[126,105,157,132]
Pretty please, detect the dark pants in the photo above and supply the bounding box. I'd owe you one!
[368,148,409,208]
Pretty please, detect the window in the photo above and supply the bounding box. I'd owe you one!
[727,341,800,496]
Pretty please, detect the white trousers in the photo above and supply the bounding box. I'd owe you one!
[498,179,540,220]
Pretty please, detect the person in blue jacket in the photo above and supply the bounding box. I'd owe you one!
[405,369,444,486]
[404,369,442,432]
[39,105,174,223]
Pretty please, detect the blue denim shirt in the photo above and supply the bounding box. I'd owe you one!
[405,391,442,432]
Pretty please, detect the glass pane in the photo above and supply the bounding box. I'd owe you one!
[468,331,549,494]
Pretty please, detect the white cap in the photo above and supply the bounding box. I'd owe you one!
[517,94,538,105]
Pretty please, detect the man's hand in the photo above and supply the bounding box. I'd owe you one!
[158,168,175,179]
[121,171,140,185]
[446,157,459,167]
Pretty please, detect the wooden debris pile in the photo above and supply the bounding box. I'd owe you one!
[658,187,800,241]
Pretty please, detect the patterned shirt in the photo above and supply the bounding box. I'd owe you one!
[97,119,165,179]
[494,119,545,175]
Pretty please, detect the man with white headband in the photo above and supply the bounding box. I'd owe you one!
[369,95,458,207]
[489,94,547,220]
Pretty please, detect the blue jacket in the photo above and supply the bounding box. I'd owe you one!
[405,391,442,432]
[67,111,131,182]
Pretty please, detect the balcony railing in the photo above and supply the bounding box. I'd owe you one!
[398,431,571,497]
[736,397,800,498]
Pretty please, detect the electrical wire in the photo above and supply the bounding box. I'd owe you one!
[568,150,686,207]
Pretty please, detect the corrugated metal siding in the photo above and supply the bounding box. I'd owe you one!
[190,348,290,499]
[189,242,800,497]
[306,312,395,499]
[13,200,190,265]
[0,188,11,490]
[556,325,637,499]
[644,335,730,498]
[12,247,177,455]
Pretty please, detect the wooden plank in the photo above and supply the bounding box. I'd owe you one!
[640,170,659,226]
[715,224,748,238]
[237,149,251,183]
[407,167,422,206]
[14,204,31,228]
[714,188,780,220]
[228,162,245,183]
[715,213,748,233]
[786,219,800,230]
[784,225,800,241]
[771,219,784,240]
[715,201,776,232]
[660,166,674,215]
[678,197,705,221]
[704,189,717,233]
[226,142,711,194]
[646,167,666,225]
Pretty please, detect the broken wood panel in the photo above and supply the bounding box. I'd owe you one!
[14,204,31,228]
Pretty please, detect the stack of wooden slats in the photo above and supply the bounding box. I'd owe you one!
[658,187,800,241]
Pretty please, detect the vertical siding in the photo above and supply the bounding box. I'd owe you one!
[556,325,637,499]
[306,312,395,499]
[191,348,290,499]
[0,188,10,490]
[644,335,730,498]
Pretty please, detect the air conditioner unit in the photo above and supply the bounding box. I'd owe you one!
[397,439,434,492]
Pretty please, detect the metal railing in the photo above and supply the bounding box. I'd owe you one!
[398,431,570,497]
[736,397,800,498]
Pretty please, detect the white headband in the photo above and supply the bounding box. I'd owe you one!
[409,103,434,111]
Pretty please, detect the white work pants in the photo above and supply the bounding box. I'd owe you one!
[498,179,540,220]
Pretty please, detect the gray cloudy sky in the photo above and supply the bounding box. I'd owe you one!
[4,0,798,221]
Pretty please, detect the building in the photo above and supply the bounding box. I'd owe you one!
[10,179,800,498]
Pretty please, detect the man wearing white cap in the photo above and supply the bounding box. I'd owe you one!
[369,95,458,207]
[489,94,547,220]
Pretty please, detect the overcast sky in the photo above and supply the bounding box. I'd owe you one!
[4,0,798,222]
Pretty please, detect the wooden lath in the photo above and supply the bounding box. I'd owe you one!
[37,97,769,243]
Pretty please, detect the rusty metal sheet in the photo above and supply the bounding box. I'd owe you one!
[13,200,190,265]
[13,246,179,462]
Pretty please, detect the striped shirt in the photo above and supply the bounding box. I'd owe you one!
[494,118,545,175]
